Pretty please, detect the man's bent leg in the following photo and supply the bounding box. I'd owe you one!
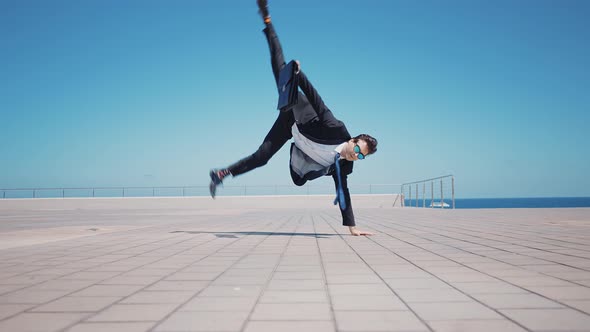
[209,111,294,198]
[227,110,293,176]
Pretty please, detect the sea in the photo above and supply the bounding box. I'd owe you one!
[405,197,590,209]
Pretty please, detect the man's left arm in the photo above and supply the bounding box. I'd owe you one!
[297,69,327,115]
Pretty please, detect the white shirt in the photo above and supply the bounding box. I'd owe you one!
[291,124,346,167]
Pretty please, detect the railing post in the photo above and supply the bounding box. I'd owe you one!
[440,179,444,208]
[123,188,125,197]
[62,189,65,198]
[403,185,406,207]
[452,176,455,209]
[400,184,406,207]
[422,182,426,207]
[33,190,36,198]
[92,189,95,197]
[431,181,434,208]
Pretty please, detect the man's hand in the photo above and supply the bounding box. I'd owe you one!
[349,226,374,236]
[295,60,301,74]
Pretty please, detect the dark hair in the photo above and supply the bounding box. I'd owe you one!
[353,134,378,155]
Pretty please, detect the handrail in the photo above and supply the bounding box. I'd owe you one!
[0,183,402,199]
[401,175,455,209]
[402,174,454,186]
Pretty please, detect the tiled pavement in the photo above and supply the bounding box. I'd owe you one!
[0,197,590,331]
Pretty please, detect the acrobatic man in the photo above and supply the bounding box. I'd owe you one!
[209,0,378,236]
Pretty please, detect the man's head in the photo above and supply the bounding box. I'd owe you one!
[341,134,378,161]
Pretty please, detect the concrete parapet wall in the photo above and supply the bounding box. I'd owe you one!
[0,194,403,211]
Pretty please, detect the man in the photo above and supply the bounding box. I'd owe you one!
[209,0,378,236]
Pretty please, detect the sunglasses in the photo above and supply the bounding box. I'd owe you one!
[354,144,365,160]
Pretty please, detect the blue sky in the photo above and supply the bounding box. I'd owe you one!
[1,0,589,198]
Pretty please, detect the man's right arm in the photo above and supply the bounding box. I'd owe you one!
[332,172,374,236]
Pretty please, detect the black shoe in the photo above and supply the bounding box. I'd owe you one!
[257,0,269,20]
[209,181,217,199]
[209,170,223,199]
[210,169,223,185]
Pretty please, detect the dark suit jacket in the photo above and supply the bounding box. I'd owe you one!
[288,71,356,227]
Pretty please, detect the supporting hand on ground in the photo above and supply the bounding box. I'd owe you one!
[349,226,374,236]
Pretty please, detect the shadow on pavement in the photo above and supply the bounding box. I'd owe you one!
[170,231,337,238]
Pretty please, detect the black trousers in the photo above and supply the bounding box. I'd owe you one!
[227,24,296,176]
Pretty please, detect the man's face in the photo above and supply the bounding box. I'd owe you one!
[342,139,370,161]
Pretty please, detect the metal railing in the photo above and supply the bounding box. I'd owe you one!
[0,183,402,199]
[401,175,455,209]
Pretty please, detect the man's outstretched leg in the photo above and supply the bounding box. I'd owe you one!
[257,0,271,24]
[209,110,293,197]
[259,2,287,87]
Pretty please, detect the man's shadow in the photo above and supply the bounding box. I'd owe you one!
[170,231,337,239]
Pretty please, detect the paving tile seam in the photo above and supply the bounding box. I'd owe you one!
[0,215,255,269]
[337,216,535,330]
[311,215,345,332]
[414,237,590,284]
[464,221,588,246]
[392,215,590,248]
[0,234,215,321]
[0,223,172,255]
[0,225,213,293]
[365,217,582,273]
[0,222,208,283]
[0,217,268,328]
[364,216,590,285]
[319,214,435,332]
[413,224,590,253]
[238,215,330,332]
[459,226,590,249]
[359,212,590,259]
[147,215,295,332]
[363,209,586,236]
[19,233,223,331]
[398,219,590,262]
[2,205,588,331]
[0,284,32,297]
[363,217,590,327]
[70,230,254,329]
[0,213,236,262]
